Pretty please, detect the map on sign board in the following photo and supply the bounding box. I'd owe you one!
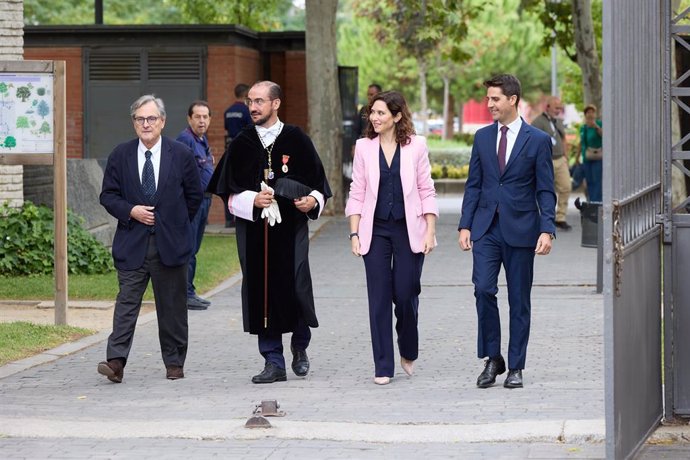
[0,73,54,154]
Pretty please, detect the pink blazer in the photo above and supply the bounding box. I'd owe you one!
[345,135,438,255]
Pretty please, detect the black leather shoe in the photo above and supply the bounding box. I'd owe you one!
[504,369,523,388]
[477,356,506,388]
[191,294,211,306]
[251,362,287,384]
[187,296,208,310]
[291,347,309,377]
[555,221,573,231]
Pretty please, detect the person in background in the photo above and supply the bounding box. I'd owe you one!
[222,83,252,227]
[176,100,214,311]
[98,94,202,383]
[345,90,438,386]
[458,74,556,390]
[355,84,382,138]
[580,104,603,202]
[208,81,332,384]
[531,96,572,231]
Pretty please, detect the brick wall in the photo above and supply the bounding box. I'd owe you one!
[24,47,83,158]
[0,0,24,207]
[205,45,261,225]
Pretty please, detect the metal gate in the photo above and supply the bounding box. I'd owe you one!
[603,1,665,458]
[668,3,690,420]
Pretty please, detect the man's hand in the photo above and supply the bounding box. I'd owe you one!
[535,233,553,255]
[294,195,316,213]
[254,189,274,208]
[458,229,472,251]
[130,205,155,226]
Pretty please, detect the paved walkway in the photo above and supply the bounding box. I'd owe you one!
[0,196,683,458]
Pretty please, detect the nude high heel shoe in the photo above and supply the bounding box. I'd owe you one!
[401,357,415,376]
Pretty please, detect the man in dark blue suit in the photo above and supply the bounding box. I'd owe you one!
[98,95,203,383]
[458,75,556,389]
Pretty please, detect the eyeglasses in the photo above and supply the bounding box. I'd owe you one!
[245,98,273,107]
[133,116,160,126]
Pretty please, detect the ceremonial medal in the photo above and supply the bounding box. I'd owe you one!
[282,155,290,173]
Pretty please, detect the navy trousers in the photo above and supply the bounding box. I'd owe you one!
[363,218,424,378]
[258,319,311,369]
[472,216,535,370]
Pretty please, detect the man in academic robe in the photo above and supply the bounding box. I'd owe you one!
[208,81,332,384]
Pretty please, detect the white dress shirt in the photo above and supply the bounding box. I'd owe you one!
[495,116,523,165]
[137,138,162,188]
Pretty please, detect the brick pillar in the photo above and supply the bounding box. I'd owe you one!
[0,0,24,208]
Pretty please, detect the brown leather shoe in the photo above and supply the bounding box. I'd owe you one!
[97,358,124,383]
[166,365,184,380]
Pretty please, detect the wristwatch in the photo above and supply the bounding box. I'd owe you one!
[348,232,359,240]
[549,233,556,240]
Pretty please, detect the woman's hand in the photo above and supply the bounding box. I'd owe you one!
[422,231,436,255]
[350,235,361,257]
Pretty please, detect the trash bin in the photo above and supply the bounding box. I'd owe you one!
[575,197,601,248]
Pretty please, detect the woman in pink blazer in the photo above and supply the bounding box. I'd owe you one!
[345,91,438,385]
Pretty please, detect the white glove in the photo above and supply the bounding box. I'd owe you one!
[260,182,282,226]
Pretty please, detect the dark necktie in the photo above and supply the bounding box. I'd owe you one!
[497,125,508,175]
[142,150,156,199]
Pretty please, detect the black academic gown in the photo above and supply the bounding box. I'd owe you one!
[208,124,332,334]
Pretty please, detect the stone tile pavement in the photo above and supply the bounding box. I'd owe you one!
[0,196,686,459]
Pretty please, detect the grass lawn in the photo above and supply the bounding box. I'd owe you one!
[0,234,240,300]
[0,321,95,366]
[0,234,240,366]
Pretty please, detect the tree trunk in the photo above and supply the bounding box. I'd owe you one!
[418,57,429,135]
[442,76,450,140]
[457,101,464,134]
[306,0,343,213]
[572,0,602,110]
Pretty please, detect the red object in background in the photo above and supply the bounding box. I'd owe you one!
[463,99,494,125]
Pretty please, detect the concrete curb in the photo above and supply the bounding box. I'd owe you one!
[0,417,605,444]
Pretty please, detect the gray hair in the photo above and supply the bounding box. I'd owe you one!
[130,94,166,119]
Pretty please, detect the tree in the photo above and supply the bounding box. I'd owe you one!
[3,136,16,149]
[37,100,50,118]
[24,0,301,29]
[39,121,51,136]
[519,0,602,109]
[0,82,7,100]
[16,86,31,102]
[16,116,29,130]
[355,0,477,134]
[306,0,343,213]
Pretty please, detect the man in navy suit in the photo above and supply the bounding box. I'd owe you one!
[458,75,556,389]
[98,95,203,383]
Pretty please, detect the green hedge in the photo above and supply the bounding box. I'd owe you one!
[0,201,113,276]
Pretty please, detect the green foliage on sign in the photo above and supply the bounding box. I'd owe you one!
[16,116,29,130]
[3,136,17,149]
[16,86,31,102]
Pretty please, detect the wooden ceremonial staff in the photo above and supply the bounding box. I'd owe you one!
[264,215,268,329]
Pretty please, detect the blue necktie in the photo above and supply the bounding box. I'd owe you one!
[142,150,156,199]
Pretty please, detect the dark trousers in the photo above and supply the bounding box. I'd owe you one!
[187,195,211,297]
[106,235,189,368]
[472,216,534,370]
[363,218,424,378]
[258,319,311,369]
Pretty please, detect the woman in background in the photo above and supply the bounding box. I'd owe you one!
[580,104,603,202]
